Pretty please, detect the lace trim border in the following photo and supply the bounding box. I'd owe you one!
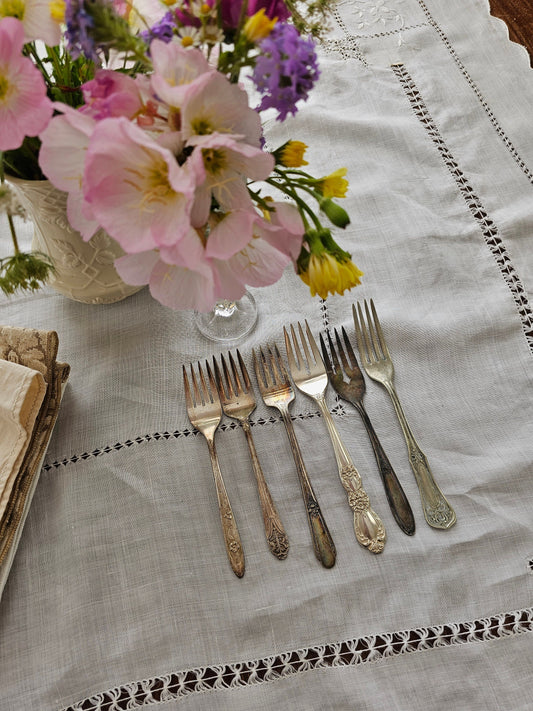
[392,62,533,354]
[62,607,533,710]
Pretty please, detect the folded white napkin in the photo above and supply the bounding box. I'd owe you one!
[0,326,69,597]
[0,359,46,521]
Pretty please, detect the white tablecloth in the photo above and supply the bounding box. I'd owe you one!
[1,1,532,708]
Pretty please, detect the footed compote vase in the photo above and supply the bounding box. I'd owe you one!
[8,177,142,305]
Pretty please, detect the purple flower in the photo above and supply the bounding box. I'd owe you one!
[64,0,98,62]
[140,10,177,45]
[252,23,319,121]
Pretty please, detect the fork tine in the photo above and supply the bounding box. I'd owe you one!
[228,351,245,395]
[353,302,372,364]
[297,322,314,368]
[220,353,235,399]
[196,362,209,404]
[261,346,275,387]
[292,324,306,370]
[205,360,218,403]
[304,320,322,365]
[252,347,267,389]
[211,356,224,398]
[283,326,298,374]
[364,299,385,360]
[183,365,193,410]
[370,298,390,358]
[190,362,202,405]
[325,330,341,374]
[341,326,359,370]
[272,344,290,383]
[334,328,351,373]
[236,350,251,393]
[319,332,334,374]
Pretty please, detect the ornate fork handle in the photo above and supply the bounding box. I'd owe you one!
[355,405,415,536]
[205,436,245,577]
[241,421,289,560]
[278,406,336,568]
[385,384,456,530]
[316,395,386,554]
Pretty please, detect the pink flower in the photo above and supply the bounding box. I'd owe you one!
[188,132,274,225]
[115,226,218,311]
[181,72,263,148]
[0,17,53,151]
[208,209,304,293]
[80,70,143,120]
[38,103,100,239]
[2,0,61,45]
[149,40,213,111]
[83,117,196,252]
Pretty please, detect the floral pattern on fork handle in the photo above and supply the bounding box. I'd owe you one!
[317,395,386,553]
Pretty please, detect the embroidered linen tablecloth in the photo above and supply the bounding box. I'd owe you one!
[1,1,532,708]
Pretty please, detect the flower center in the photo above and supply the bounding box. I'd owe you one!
[123,159,176,211]
[202,148,226,175]
[0,74,11,101]
[0,0,25,19]
[191,118,213,135]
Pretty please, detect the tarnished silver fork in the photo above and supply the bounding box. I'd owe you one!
[253,345,336,568]
[284,321,386,554]
[213,351,289,560]
[353,299,457,530]
[320,327,415,536]
[183,361,245,577]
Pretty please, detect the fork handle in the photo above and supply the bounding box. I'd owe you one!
[279,409,336,568]
[316,396,386,554]
[206,437,245,577]
[241,422,289,560]
[385,384,457,530]
[356,404,416,536]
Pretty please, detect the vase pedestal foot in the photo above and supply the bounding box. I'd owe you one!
[195,291,258,343]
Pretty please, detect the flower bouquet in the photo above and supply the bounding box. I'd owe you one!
[0,0,363,311]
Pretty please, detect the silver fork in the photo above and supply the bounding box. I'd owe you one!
[252,345,336,568]
[183,361,245,577]
[284,321,386,554]
[213,351,289,560]
[353,299,457,530]
[320,326,415,536]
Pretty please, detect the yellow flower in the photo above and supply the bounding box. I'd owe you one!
[279,140,309,167]
[317,167,349,198]
[300,253,363,299]
[244,8,277,43]
[49,0,65,22]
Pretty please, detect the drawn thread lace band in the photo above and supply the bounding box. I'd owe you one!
[61,607,533,710]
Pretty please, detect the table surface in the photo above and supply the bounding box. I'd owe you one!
[1,1,533,709]
[490,0,533,62]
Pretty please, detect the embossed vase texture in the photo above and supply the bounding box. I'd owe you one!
[8,177,142,304]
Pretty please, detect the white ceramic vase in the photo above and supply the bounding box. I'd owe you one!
[8,177,142,304]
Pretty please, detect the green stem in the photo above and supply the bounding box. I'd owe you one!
[7,214,20,254]
[264,177,320,230]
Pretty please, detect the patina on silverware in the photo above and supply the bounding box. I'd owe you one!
[213,350,289,560]
[253,344,336,568]
[183,361,245,577]
[353,299,456,530]
[320,326,415,536]
[284,321,386,554]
